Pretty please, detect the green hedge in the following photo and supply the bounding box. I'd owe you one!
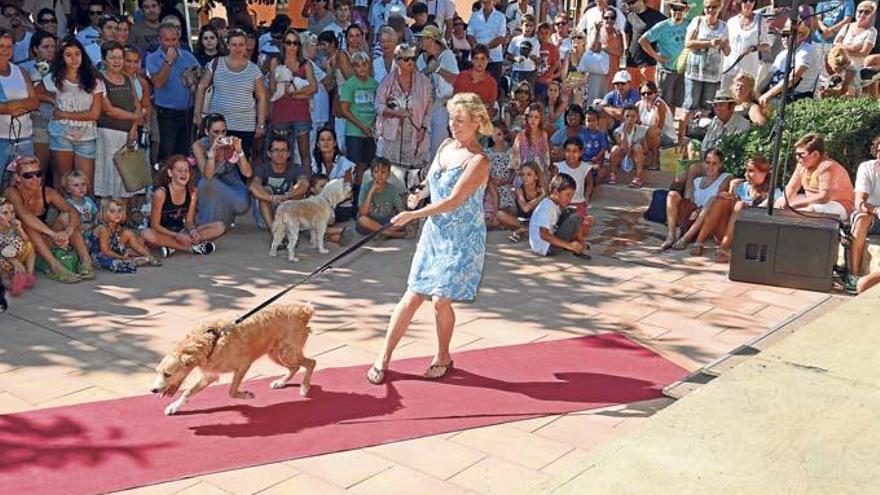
[719,97,880,181]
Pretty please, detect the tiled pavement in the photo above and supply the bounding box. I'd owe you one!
[0,197,837,495]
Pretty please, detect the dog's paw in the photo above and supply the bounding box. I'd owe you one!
[164,403,182,416]
[300,384,310,397]
[270,379,288,389]
[231,391,255,399]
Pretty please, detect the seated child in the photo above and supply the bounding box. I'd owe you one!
[608,105,649,188]
[357,158,410,238]
[581,109,609,191]
[93,198,161,272]
[509,161,546,242]
[528,173,589,257]
[555,137,595,222]
[63,171,99,248]
[0,196,37,297]
[140,155,226,257]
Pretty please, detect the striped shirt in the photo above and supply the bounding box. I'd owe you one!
[207,57,262,132]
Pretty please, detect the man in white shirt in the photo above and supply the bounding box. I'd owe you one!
[323,0,356,50]
[421,0,456,40]
[552,13,573,70]
[467,0,507,87]
[24,0,70,37]
[369,0,407,41]
[759,21,821,105]
[505,0,534,34]
[849,136,880,285]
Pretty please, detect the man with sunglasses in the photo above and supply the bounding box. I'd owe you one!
[146,22,200,160]
[551,13,573,66]
[74,0,103,49]
[33,8,61,36]
[23,0,70,37]
[758,21,820,106]
[1,5,32,64]
[577,0,625,36]
[641,0,689,110]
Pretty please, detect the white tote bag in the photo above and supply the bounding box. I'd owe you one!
[577,49,610,76]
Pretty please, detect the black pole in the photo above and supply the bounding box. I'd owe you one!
[766,0,801,215]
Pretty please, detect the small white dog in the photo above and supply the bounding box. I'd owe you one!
[269,178,352,262]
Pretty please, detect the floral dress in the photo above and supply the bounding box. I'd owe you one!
[407,146,487,302]
[487,148,516,210]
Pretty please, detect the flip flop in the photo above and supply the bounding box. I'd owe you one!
[78,264,96,280]
[47,270,80,284]
[366,365,387,385]
[424,361,454,380]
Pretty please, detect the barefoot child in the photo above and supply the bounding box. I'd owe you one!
[608,105,648,188]
[357,158,409,238]
[487,122,525,236]
[140,155,225,257]
[509,161,546,242]
[528,173,589,257]
[0,196,37,297]
[93,198,161,272]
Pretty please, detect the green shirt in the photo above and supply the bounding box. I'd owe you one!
[358,179,404,221]
[340,75,379,138]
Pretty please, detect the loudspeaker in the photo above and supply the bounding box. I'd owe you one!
[729,208,840,292]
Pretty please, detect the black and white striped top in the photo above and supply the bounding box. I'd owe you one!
[207,57,263,132]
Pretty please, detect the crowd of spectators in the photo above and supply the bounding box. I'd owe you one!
[0,0,878,309]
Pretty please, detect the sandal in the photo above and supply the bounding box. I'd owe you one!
[629,177,644,188]
[78,264,96,280]
[47,269,80,284]
[366,365,387,385]
[424,361,454,380]
[508,232,522,243]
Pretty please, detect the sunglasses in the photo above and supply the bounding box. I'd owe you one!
[572,35,585,40]
[284,40,301,46]
[515,89,529,94]
[396,56,415,62]
[613,81,626,86]
[780,31,791,38]
[555,21,568,26]
[39,17,58,23]
[603,16,615,21]
[741,0,756,3]
[795,151,810,159]
[857,9,873,15]
[21,170,43,180]
[89,10,104,15]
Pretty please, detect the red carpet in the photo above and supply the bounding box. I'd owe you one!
[0,333,685,495]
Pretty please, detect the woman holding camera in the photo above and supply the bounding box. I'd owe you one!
[374,44,432,187]
[191,113,253,226]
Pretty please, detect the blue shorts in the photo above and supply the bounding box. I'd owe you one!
[345,135,376,165]
[49,134,97,159]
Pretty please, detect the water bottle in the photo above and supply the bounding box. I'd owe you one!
[622,154,634,173]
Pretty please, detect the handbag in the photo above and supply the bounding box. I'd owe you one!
[644,189,668,224]
[577,49,610,75]
[202,57,220,114]
[113,145,151,192]
[676,17,701,74]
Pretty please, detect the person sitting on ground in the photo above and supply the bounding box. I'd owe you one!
[819,45,862,98]
[775,133,855,222]
[486,122,526,238]
[597,70,641,132]
[249,136,310,231]
[662,148,732,250]
[635,80,675,168]
[730,72,769,126]
[357,157,410,238]
[191,113,253,227]
[551,107,608,185]
[608,105,650,188]
[6,156,95,283]
[140,155,226,257]
[509,161,547,243]
[689,155,779,261]
[62,171,99,248]
[92,197,161,272]
[528,172,589,257]
[0,196,37,297]
[845,135,880,292]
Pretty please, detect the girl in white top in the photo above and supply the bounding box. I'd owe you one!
[721,0,770,90]
[663,148,732,250]
[0,30,37,168]
[833,1,878,70]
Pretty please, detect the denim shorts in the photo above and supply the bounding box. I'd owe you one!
[49,134,97,159]
[683,79,720,112]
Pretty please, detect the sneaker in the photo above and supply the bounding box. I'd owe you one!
[190,242,216,255]
[844,275,860,295]
[160,246,176,258]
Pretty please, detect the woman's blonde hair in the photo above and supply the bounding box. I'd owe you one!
[857,1,877,16]
[827,45,851,70]
[447,92,494,136]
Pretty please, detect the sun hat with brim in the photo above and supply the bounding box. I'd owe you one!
[667,0,689,6]
[711,91,737,104]
[415,25,444,42]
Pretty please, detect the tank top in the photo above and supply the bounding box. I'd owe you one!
[98,75,136,131]
[693,173,732,208]
[0,64,34,139]
[271,61,310,125]
[159,185,191,231]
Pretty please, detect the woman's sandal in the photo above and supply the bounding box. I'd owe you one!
[628,177,644,188]
[508,232,522,243]
[366,365,387,385]
[78,264,96,280]
[424,361,454,380]
[47,269,80,284]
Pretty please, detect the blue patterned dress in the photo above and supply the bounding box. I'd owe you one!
[407,155,487,302]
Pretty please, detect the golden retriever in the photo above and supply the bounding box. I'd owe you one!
[269,178,352,262]
[150,303,316,416]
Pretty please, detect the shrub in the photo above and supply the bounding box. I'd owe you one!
[719,97,880,182]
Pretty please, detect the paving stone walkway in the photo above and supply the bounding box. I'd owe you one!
[0,197,835,495]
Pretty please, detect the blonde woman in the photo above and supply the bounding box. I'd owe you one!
[833,1,877,70]
[367,92,492,385]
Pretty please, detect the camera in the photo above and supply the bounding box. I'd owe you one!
[218,136,234,146]
[828,75,844,89]
[386,97,398,110]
